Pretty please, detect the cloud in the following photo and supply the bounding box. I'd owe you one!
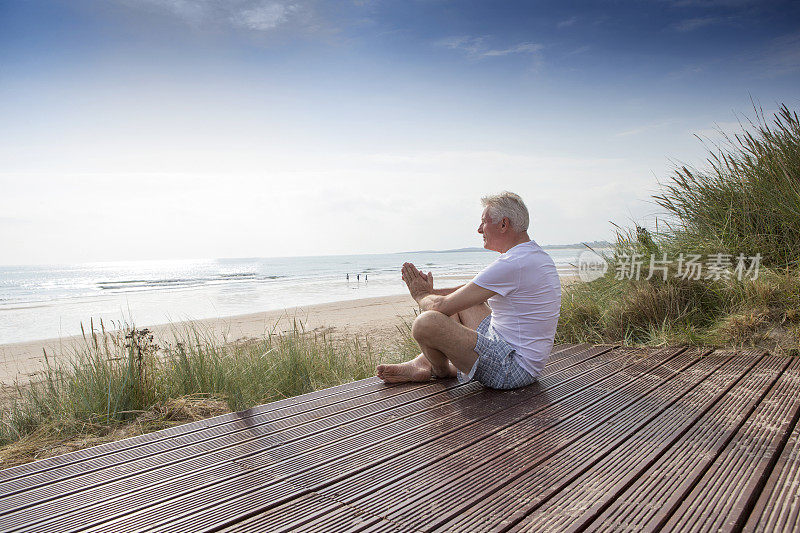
[762,31,800,75]
[0,216,32,225]
[663,0,761,6]
[557,16,577,29]
[137,0,208,25]
[482,42,543,57]
[437,36,487,55]
[436,36,543,59]
[671,16,723,32]
[566,45,591,56]
[230,3,299,31]
[665,64,705,80]
[130,0,306,32]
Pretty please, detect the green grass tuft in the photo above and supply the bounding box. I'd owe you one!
[0,319,416,462]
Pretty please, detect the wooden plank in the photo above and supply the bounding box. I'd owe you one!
[1,378,467,510]
[744,411,800,533]
[210,347,687,533]
[582,353,791,532]
[495,349,772,532]
[0,375,380,482]
[69,346,650,533]
[6,345,796,533]
[368,348,715,532]
[659,356,800,532]
[0,342,588,490]
[217,493,403,533]
[0,344,609,533]
[0,344,584,489]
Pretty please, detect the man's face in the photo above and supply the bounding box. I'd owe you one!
[478,207,502,251]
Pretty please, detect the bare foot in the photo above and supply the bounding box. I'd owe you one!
[376,359,432,383]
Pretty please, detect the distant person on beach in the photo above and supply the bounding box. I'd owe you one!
[376,191,561,389]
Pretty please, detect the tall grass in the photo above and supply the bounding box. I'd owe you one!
[558,265,800,348]
[559,104,800,350]
[655,104,800,268]
[0,319,414,462]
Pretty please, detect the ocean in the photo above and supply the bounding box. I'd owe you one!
[0,247,584,344]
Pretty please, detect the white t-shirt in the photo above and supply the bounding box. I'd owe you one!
[471,240,561,376]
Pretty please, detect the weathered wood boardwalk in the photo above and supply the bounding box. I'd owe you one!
[1,344,799,532]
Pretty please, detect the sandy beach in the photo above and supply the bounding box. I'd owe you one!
[0,293,419,388]
[1,273,579,390]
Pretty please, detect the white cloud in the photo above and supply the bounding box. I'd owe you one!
[436,36,543,60]
[665,64,705,80]
[671,16,723,32]
[557,16,577,29]
[437,36,487,55]
[566,45,591,56]
[665,0,758,6]
[763,31,800,76]
[482,42,543,57]
[231,3,298,30]
[131,0,305,32]
[137,0,208,25]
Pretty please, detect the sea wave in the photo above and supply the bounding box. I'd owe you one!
[97,273,286,291]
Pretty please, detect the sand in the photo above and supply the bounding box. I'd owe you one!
[0,274,580,390]
[0,293,419,388]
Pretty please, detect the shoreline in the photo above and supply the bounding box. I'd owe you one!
[0,293,419,387]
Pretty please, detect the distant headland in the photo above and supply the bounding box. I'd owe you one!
[409,241,612,254]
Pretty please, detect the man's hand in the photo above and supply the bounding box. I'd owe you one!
[401,262,434,303]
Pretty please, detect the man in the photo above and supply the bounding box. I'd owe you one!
[376,191,561,389]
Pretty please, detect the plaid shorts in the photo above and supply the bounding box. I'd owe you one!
[458,315,539,390]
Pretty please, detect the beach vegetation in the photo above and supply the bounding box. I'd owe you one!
[0,320,413,467]
[558,104,800,351]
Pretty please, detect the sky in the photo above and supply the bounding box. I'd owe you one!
[1,0,799,265]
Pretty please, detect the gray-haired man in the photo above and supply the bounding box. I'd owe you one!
[376,191,561,389]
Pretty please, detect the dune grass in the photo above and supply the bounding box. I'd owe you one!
[0,319,415,466]
[559,104,800,350]
[654,104,800,269]
[558,265,800,348]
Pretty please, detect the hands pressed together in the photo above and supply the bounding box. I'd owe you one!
[401,262,434,303]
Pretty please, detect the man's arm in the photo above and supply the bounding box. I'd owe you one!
[402,263,494,316]
[430,285,464,296]
[417,282,494,316]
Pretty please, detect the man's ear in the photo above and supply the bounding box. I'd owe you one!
[501,217,510,231]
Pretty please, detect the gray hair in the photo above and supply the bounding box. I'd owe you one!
[481,191,530,232]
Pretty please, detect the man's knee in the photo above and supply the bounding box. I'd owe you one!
[412,310,449,342]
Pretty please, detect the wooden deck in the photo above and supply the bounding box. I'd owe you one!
[1,344,799,532]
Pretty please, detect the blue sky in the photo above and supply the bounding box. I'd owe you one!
[1,0,799,264]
